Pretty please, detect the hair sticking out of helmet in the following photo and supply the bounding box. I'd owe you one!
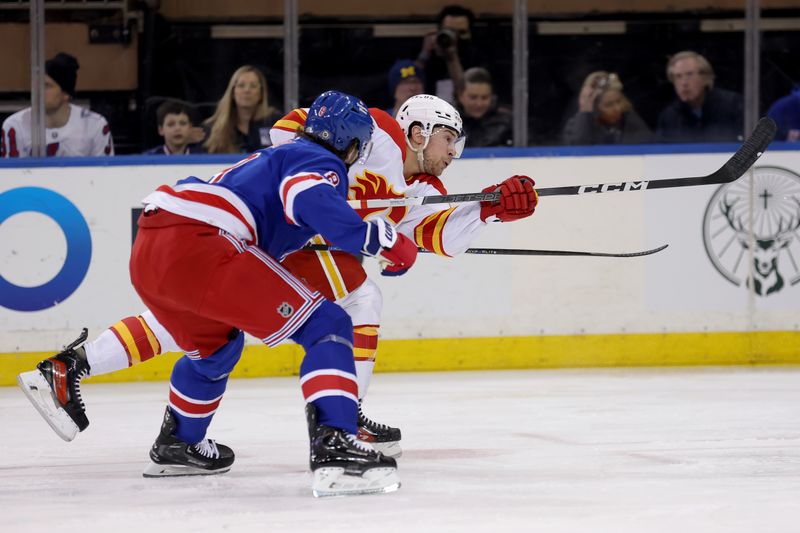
[395,94,465,158]
[305,90,375,162]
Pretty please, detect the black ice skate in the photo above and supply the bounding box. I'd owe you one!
[357,400,403,458]
[307,403,400,497]
[143,407,235,478]
[17,328,91,442]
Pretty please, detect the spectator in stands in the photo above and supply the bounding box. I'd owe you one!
[416,5,486,104]
[767,86,800,142]
[386,59,425,118]
[202,65,283,154]
[1,52,113,157]
[455,67,512,147]
[562,71,651,145]
[143,100,206,155]
[656,51,743,143]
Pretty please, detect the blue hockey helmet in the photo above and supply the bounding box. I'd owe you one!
[305,90,374,161]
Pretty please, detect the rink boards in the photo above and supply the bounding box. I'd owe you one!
[1,145,799,384]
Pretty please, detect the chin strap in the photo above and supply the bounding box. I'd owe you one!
[406,134,431,175]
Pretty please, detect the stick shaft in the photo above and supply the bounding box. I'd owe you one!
[347,117,776,208]
[303,243,668,258]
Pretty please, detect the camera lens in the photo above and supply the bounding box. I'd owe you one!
[436,30,454,49]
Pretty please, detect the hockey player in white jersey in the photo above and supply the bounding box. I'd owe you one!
[0,52,114,158]
[18,94,536,461]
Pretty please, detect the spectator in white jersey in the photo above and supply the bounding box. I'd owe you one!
[0,52,114,157]
[143,100,206,155]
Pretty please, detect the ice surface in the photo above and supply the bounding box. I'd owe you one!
[1,368,799,533]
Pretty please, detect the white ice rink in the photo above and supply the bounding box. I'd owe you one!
[2,367,799,533]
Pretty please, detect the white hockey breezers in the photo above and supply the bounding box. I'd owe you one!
[17,370,79,442]
[312,466,400,497]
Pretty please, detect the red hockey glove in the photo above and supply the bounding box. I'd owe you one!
[362,219,418,276]
[379,232,418,276]
[479,175,538,222]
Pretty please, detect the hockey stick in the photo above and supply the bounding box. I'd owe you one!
[346,117,776,209]
[303,243,668,258]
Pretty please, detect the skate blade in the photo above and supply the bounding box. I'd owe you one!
[312,467,401,498]
[143,461,232,478]
[17,371,79,442]
[371,441,402,459]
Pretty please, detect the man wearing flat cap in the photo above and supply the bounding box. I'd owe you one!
[1,52,114,157]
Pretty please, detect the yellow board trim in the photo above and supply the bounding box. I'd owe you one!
[2,331,799,386]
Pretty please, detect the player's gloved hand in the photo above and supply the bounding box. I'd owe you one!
[479,175,538,222]
[361,218,418,276]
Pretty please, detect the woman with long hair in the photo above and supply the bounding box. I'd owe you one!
[203,65,283,154]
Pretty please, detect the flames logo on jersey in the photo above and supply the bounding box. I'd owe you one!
[349,170,408,224]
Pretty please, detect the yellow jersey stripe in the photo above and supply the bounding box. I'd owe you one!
[115,321,142,365]
[136,315,161,358]
[273,119,303,132]
[431,208,456,256]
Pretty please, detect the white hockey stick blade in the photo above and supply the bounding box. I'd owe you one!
[370,441,403,458]
[17,370,79,442]
[142,462,232,478]
[312,467,401,497]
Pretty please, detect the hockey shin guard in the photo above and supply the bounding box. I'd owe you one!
[167,332,244,444]
[294,301,359,434]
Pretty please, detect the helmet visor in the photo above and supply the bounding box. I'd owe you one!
[453,135,466,158]
[431,126,466,158]
[357,138,374,165]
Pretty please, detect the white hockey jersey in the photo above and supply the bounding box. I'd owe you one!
[1,103,114,157]
[270,107,484,257]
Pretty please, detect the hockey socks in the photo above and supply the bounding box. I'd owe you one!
[164,333,243,444]
[84,310,178,376]
[299,338,359,434]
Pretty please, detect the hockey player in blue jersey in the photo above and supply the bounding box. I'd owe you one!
[128,90,417,496]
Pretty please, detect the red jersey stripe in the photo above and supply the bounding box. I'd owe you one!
[157,184,257,241]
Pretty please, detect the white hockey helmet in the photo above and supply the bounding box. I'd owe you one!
[396,94,465,157]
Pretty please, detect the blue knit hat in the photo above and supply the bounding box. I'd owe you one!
[388,59,425,95]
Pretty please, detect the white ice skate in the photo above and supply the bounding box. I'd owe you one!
[357,401,403,458]
[16,329,91,442]
[17,370,80,442]
[369,441,402,459]
[307,403,400,497]
[143,407,235,478]
[312,465,401,498]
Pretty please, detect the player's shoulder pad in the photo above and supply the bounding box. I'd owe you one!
[406,173,446,195]
[369,108,407,162]
[273,107,309,133]
[285,138,346,180]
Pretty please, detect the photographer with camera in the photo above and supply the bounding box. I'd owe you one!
[416,5,485,105]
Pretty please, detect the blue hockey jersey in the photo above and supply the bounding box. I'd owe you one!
[141,137,369,260]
